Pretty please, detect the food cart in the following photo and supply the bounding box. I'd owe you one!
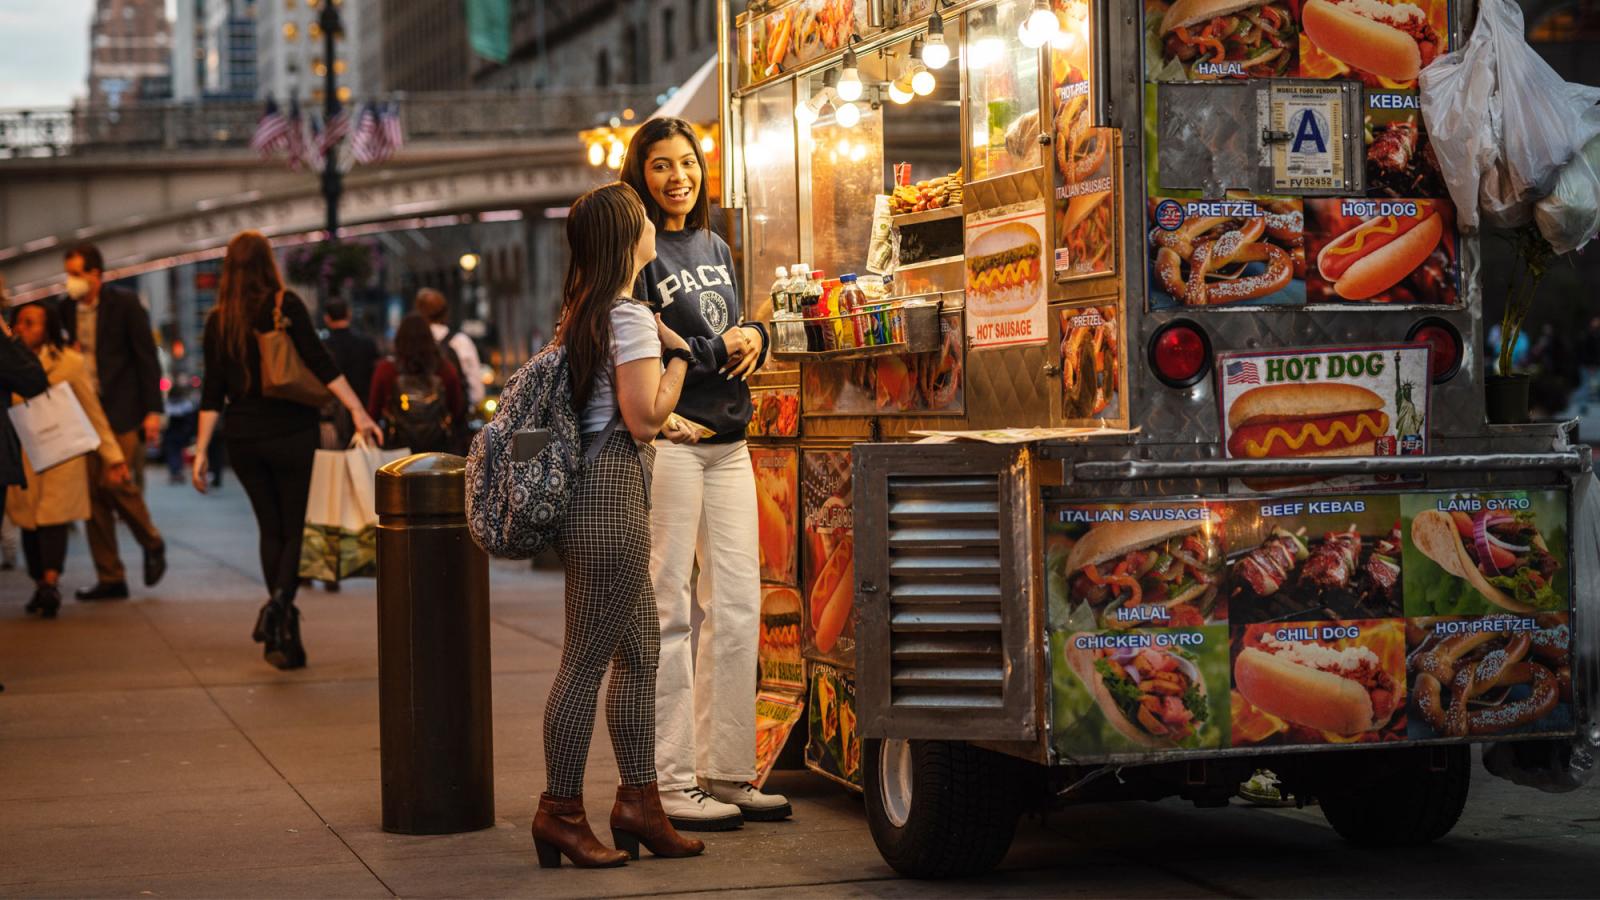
[719,0,1598,878]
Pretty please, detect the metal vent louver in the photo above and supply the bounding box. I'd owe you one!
[884,474,1005,711]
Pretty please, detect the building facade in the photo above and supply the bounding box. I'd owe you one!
[474,0,715,92]
[255,0,365,105]
[86,0,173,108]
[381,0,471,93]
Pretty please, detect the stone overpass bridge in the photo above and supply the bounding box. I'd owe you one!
[0,89,654,301]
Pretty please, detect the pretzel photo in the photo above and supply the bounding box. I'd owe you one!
[1407,615,1570,738]
[1055,92,1108,184]
[1151,214,1296,306]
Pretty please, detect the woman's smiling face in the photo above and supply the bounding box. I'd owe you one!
[643,134,701,228]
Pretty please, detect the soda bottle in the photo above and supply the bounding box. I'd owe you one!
[839,274,866,348]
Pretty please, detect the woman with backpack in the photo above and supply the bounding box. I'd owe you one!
[367,313,465,453]
[193,230,382,670]
[528,181,703,869]
[620,117,786,832]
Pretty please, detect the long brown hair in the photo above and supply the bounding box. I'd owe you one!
[557,182,647,409]
[621,117,710,232]
[393,313,441,376]
[212,230,284,389]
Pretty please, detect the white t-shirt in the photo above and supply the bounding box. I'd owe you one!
[430,322,486,406]
[579,301,660,434]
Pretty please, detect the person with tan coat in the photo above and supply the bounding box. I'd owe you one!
[6,302,128,619]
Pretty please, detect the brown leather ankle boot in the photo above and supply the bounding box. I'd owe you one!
[610,782,706,860]
[531,793,628,869]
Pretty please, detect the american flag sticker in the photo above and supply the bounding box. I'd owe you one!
[1225,360,1260,385]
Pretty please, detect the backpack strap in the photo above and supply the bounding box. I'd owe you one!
[583,410,623,464]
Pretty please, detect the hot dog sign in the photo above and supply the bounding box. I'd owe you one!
[1216,343,1431,493]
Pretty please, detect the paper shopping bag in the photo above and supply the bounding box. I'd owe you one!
[298,442,409,582]
[8,381,101,472]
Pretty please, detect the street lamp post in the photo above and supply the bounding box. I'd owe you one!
[319,0,344,239]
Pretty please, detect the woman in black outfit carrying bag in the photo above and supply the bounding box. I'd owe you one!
[530,182,705,869]
[193,231,382,669]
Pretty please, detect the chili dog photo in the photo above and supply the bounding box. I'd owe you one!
[1227,494,1404,623]
[1046,502,1227,630]
[1305,199,1458,305]
[1231,618,1407,746]
[1144,0,1299,81]
[1406,614,1571,740]
[1148,197,1305,308]
[1402,491,1570,617]
[1297,0,1447,88]
[803,451,855,662]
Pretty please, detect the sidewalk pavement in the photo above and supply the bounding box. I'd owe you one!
[3,471,1599,898]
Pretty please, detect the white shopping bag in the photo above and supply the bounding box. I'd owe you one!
[299,438,409,581]
[7,381,101,473]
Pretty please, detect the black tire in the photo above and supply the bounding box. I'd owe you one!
[1318,745,1470,846]
[863,738,1023,878]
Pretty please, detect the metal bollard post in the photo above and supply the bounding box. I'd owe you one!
[375,453,494,834]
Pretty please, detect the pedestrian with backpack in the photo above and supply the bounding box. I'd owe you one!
[479,182,701,869]
[367,313,464,454]
[620,117,786,832]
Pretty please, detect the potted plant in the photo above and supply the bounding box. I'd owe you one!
[285,240,376,303]
[1485,224,1557,425]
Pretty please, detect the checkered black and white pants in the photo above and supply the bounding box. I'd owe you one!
[544,429,660,797]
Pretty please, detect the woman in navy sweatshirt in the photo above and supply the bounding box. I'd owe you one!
[622,117,790,831]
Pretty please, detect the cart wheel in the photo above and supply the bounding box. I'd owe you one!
[863,738,1022,878]
[1318,745,1470,846]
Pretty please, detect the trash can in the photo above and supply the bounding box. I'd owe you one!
[375,453,494,834]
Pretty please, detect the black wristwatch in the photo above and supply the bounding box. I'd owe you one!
[663,347,695,367]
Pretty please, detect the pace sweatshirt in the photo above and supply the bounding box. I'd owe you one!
[635,227,769,443]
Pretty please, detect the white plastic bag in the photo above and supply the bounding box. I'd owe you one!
[1534,135,1600,254]
[1420,0,1600,230]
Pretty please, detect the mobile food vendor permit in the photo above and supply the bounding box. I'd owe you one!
[1217,343,1430,493]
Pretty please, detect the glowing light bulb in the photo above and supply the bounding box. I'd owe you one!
[835,100,860,128]
[700,134,716,154]
[911,66,935,96]
[587,142,605,166]
[888,75,914,104]
[795,99,819,125]
[1022,0,1059,47]
[922,33,950,70]
[837,67,862,102]
[971,37,1005,70]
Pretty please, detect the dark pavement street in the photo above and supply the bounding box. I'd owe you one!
[2,472,1598,898]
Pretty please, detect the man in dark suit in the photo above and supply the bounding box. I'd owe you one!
[60,243,166,600]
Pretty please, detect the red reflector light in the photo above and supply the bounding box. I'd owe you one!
[1149,321,1211,387]
[1407,319,1462,383]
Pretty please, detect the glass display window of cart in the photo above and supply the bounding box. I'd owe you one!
[741,79,802,373]
[964,0,1045,183]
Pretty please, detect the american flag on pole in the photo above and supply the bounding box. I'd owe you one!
[350,103,383,164]
[249,97,291,158]
[380,101,404,156]
[1225,360,1261,385]
[284,97,308,171]
[317,105,351,158]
